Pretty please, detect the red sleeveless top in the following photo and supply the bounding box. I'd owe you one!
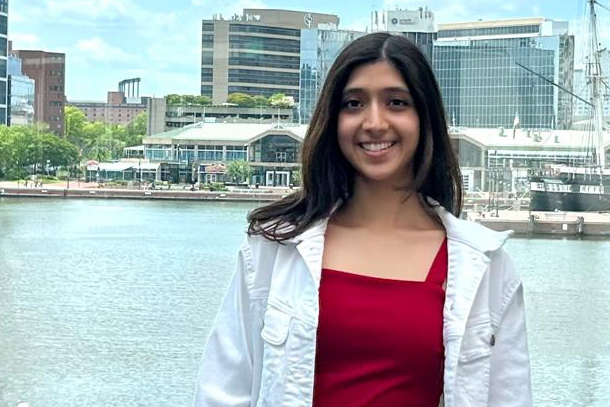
[313,238,447,407]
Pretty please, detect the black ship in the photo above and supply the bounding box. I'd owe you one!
[529,0,610,212]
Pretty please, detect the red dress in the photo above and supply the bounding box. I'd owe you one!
[313,239,447,407]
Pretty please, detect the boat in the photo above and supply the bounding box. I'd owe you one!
[529,0,610,212]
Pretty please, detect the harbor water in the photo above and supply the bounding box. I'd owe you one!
[1,198,609,407]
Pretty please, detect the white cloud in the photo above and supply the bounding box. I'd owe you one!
[76,37,139,62]
[10,32,41,49]
[43,0,133,21]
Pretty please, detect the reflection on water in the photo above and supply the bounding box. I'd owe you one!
[1,198,609,407]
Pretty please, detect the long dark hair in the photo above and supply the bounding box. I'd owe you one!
[248,33,462,241]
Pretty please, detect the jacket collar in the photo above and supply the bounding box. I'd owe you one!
[288,197,512,255]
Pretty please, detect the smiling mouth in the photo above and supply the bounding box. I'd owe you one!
[359,141,397,152]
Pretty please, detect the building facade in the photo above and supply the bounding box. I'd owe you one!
[0,0,9,125]
[202,9,339,106]
[299,28,364,123]
[140,122,306,185]
[146,97,294,135]
[372,7,437,61]
[434,18,575,130]
[7,53,35,125]
[15,50,66,135]
[68,91,148,126]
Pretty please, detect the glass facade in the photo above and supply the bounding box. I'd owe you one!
[228,52,299,70]
[434,33,574,129]
[249,134,300,163]
[8,74,35,125]
[299,28,364,123]
[228,68,299,86]
[229,35,300,53]
[438,25,540,39]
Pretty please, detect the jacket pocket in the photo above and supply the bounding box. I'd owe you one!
[455,319,493,407]
[257,306,292,407]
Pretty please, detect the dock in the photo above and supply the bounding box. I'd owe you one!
[0,186,288,202]
[468,210,610,237]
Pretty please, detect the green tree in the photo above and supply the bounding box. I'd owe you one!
[253,95,269,107]
[227,92,256,107]
[195,95,212,106]
[122,112,148,146]
[65,105,88,145]
[226,160,252,184]
[165,94,182,105]
[269,93,294,108]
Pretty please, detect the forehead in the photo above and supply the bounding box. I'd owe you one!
[343,61,408,91]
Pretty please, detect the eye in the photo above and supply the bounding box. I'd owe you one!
[388,99,409,108]
[341,99,362,110]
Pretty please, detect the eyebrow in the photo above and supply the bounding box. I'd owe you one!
[342,86,411,96]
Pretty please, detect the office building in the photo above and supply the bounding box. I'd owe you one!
[371,7,436,61]
[201,9,339,106]
[69,92,149,126]
[299,28,364,123]
[15,49,66,135]
[0,0,8,125]
[7,52,35,125]
[434,18,575,130]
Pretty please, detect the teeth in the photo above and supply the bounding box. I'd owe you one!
[361,142,394,152]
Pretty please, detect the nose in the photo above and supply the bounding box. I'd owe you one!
[362,100,388,134]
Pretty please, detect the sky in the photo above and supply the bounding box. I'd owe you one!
[9,0,609,101]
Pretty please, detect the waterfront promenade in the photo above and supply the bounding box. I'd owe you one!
[0,181,290,202]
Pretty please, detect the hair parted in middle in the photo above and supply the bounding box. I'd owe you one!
[248,32,462,242]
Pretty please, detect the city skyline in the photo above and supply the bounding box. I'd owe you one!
[10,0,604,100]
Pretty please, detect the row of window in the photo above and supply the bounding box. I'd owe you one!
[229,24,300,38]
[49,70,63,76]
[229,35,300,53]
[0,0,7,14]
[438,25,540,39]
[202,23,215,32]
[0,38,6,57]
[202,51,213,65]
[50,85,63,91]
[0,15,6,36]
[228,69,300,86]
[202,34,214,48]
[201,67,213,82]
[228,52,300,70]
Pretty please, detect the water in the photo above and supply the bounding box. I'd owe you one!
[1,198,609,407]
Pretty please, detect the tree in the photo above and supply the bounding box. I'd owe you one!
[195,95,212,106]
[165,94,182,105]
[226,160,252,184]
[269,93,294,109]
[65,105,87,145]
[227,92,256,107]
[253,95,269,107]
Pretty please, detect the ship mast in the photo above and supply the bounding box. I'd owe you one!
[587,0,606,168]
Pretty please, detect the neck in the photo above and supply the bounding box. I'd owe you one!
[334,177,441,231]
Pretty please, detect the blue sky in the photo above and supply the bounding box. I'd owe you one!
[9,0,608,101]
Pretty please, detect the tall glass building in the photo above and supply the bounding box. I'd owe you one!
[7,54,35,125]
[299,28,364,123]
[434,18,574,130]
[0,0,9,125]
[202,9,339,106]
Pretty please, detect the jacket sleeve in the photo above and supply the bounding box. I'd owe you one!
[192,245,254,407]
[488,251,533,407]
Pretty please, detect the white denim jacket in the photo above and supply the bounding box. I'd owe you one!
[193,204,533,407]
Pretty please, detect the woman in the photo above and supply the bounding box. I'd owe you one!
[193,33,532,407]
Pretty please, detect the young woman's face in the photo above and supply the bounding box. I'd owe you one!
[337,60,420,187]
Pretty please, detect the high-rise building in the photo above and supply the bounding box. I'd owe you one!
[201,9,339,106]
[299,28,364,123]
[371,7,436,61]
[0,0,9,125]
[7,51,35,125]
[14,50,66,135]
[434,18,575,130]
